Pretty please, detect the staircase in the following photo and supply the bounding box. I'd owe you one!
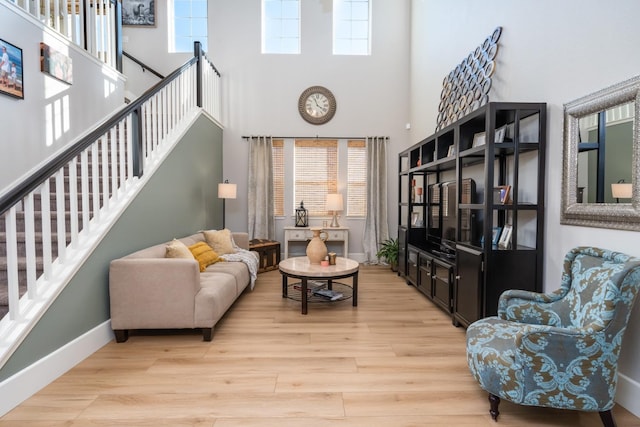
[0,42,221,370]
[0,142,120,319]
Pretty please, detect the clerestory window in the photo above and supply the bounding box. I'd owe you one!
[262,0,300,54]
[170,0,208,53]
[333,0,371,55]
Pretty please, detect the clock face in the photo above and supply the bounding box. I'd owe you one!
[298,86,336,125]
[305,93,330,118]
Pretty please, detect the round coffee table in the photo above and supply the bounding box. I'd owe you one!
[279,257,359,314]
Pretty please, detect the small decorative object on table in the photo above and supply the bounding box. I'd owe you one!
[306,227,328,264]
[295,201,308,227]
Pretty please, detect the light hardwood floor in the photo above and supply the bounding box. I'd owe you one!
[1,265,639,426]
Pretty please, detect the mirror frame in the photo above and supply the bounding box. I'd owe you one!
[561,74,640,230]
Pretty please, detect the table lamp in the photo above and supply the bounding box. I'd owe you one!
[326,193,344,228]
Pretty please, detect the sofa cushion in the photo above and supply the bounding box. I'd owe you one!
[188,242,222,272]
[195,272,239,326]
[203,229,235,255]
[165,239,193,259]
[206,261,252,295]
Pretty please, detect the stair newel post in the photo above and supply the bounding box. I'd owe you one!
[114,0,123,73]
[132,107,144,178]
[195,41,203,108]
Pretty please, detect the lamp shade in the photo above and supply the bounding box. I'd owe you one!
[218,181,237,199]
[326,193,344,211]
[611,183,632,199]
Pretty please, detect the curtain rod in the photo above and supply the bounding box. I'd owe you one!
[241,136,388,140]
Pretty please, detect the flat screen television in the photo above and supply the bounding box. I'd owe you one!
[436,178,476,255]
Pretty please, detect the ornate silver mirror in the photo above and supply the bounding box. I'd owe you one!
[561,74,640,230]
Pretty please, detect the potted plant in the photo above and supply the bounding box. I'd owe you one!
[376,238,399,271]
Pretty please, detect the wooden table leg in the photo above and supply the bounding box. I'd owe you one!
[301,278,308,315]
[352,271,358,307]
[282,273,287,298]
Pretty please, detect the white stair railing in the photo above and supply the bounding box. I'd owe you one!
[7,0,119,69]
[0,42,221,368]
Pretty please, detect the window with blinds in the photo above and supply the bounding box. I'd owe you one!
[294,140,338,216]
[347,140,366,216]
[272,139,285,216]
[271,139,368,218]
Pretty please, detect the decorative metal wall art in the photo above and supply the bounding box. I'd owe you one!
[435,26,502,131]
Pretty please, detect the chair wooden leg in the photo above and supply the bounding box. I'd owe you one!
[599,410,617,427]
[488,393,500,421]
[202,327,213,342]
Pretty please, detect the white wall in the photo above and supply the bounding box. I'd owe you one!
[0,3,126,195]
[207,0,411,256]
[410,0,640,415]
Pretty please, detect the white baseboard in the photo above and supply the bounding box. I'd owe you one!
[0,321,113,417]
[617,372,640,417]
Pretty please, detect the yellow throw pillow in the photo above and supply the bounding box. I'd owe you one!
[188,242,222,272]
[165,239,193,259]
[202,229,235,255]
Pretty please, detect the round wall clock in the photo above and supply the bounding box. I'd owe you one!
[298,86,337,125]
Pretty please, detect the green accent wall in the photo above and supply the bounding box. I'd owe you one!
[0,114,223,381]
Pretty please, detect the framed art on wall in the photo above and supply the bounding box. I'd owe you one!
[0,38,24,99]
[122,0,156,27]
[40,43,73,85]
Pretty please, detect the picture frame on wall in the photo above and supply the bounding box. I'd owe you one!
[40,43,73,85]
[0,38,24,100]
[122,0,156,27]
[498,224,512,249]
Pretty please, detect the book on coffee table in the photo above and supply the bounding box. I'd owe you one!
[313,288,343,301]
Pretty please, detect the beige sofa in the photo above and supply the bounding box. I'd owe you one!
[109,232,256,342]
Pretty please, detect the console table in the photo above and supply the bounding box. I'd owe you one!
[283,226,349,259]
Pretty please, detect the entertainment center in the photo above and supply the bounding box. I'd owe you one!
[398,102,547,327]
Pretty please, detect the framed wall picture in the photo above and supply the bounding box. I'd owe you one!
[122,0,156,26]
[40,43,73,85]
[0,38,24,99]
[498,224,512,249]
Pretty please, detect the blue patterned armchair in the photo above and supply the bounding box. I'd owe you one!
[466,247,640,427]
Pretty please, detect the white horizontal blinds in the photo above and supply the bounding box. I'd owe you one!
[272,139,285,216]
[347,140,366,216]
[294,140,338,216]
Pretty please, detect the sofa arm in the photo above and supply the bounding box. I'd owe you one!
[109,258,200,330]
